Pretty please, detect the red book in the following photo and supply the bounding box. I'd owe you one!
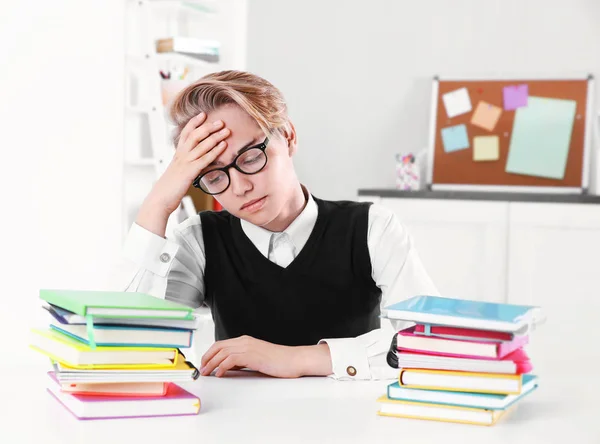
[397,325,528,359]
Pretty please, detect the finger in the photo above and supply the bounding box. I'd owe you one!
[189,127,230,160]
[201,347,238,376]
[179,112,207,146]
[215,354,245,378]
[183,120,226,153]
[191,141,227,173]
[200,337,241,368]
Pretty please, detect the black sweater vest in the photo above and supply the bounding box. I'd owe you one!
[199,197,381,346]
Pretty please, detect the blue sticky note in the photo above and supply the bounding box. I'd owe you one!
[505,96,576,180]
[441,124,470,153]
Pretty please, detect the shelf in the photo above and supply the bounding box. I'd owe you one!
[126,104,150,114]
[154,51,217,67]
[125,158,156,167]
[146,0,218,15]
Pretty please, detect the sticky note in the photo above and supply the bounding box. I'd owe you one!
[442,87,472,118]
[473,136,500,161]
[505,96,577,180]
[470,101,503,131]
[503,84,528,110]
[441,124,470,153]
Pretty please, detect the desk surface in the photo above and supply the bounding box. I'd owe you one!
[3,358,599,444]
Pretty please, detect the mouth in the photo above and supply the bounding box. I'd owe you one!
[240,196,267,212]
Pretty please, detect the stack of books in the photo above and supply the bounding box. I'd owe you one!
[377,296,542,426]
[30,289,202,420]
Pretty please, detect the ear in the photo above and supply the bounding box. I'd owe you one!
[281,121,298,157]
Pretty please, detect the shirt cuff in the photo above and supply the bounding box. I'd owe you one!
[122,223,180,277]
[318,337,371,380]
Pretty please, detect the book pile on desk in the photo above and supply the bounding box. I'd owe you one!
[29,289,202,420]
[377,295,543,426]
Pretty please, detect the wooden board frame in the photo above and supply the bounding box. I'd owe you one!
[426,74,595,194]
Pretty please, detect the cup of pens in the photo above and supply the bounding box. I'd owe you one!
[395,153,421,191]
[160,66,191,107]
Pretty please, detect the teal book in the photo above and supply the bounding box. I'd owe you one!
[387,374,539,410]
[49,323,194,348]
[382,295,539,332]
[40,289,193,320]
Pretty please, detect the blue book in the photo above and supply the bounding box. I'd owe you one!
[382,295,538,333]
[387,374,539,410]
[49,323,193,348]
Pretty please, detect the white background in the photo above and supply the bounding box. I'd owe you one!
[1,0,599,400]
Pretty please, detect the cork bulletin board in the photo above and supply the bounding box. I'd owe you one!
[426,75,594,193]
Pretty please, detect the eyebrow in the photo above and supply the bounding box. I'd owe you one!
[207,137,260,168]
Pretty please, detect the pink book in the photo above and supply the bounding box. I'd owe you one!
[397,347,533,374]
[46,372,200,420]
[396,326,528,359]
[413,324,514,342]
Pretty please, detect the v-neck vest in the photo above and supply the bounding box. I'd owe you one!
[199,196,381,346]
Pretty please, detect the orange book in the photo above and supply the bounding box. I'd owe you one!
[56,376,168,397]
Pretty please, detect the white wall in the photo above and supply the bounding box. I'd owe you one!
[247,0,600,200]
[1,1,125,370]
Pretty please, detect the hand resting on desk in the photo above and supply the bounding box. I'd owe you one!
[200,335,333,378]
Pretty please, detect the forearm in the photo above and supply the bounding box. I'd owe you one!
[296,343,332,377]
[135,196,171,238]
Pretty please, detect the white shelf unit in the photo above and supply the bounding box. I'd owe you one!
[123,0,247,241]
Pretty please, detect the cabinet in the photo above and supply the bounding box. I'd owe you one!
[507,202,600,367]
[361,196,509,303]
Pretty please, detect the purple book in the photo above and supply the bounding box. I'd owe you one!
[46,372,200,420]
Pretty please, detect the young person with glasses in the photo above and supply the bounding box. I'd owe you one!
[124,70,439,380]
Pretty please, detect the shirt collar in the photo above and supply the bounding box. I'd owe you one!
[240,188,318,257]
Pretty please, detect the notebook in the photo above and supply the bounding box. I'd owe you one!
[40,289,193,319]
[396,325,528,359]
[399,368,523,395]
[30,328,178,369]
[47,373,200,419]
[382,296,538,332]
[49,323,193,348]
[387,374,538,410]
[391,347,532,374]
[52,356,199,384]
[54,374,168,397]
[44,303,201,329]
[377,396,510,426]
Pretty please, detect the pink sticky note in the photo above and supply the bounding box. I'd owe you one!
[503,84,528,110]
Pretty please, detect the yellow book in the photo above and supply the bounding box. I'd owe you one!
[376,395,510,426]
[399,368,522,395]
[29,328,179,369]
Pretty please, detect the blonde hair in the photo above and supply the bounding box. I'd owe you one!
[169,70,291,147]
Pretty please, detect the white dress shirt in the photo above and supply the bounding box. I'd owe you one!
[121,192,439,381]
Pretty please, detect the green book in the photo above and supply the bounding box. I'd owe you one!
[40,289,193,320]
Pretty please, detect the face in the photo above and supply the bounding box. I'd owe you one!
[202,104,299,227]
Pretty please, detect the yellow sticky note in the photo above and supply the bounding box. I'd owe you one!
[473,136,500,161]
[470,101,502,131]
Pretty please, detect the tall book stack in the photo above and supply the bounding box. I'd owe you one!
[377,296,544,426]
[30,289,202,420]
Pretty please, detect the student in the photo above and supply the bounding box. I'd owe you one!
[123,70,439,380]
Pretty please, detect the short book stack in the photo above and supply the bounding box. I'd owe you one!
[30,289,202,420]
[377,295,543,426]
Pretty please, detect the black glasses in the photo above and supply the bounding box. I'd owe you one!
[193,137,270,195]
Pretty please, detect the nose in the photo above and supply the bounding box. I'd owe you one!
[229,168,253,196]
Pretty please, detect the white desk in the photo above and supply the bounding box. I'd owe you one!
[2,357,599,444]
